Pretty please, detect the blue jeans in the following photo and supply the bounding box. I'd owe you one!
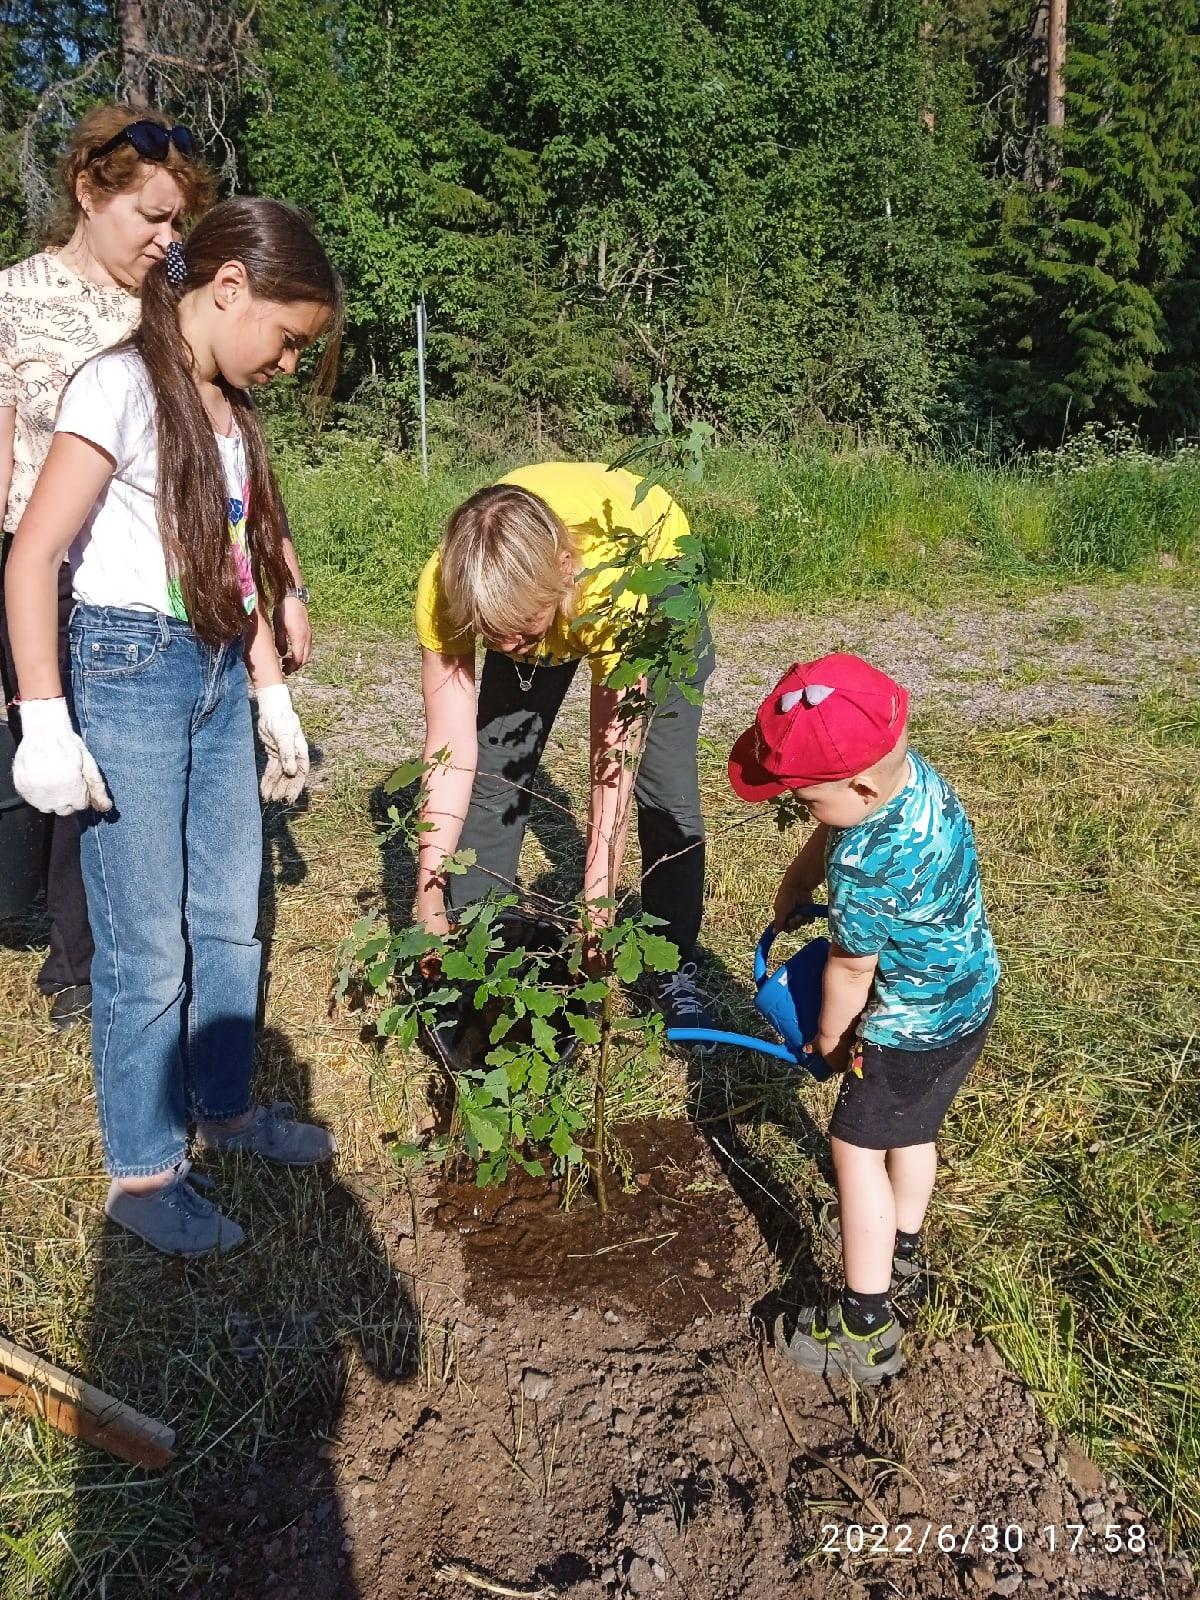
[70,608,261,1178]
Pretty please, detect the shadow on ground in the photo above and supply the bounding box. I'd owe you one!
[44,791,420,1598]
[66,1025,419,1599]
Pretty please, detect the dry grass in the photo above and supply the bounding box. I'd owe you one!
[1,688,1197,1593]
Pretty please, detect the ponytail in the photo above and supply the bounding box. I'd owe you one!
[132,197,342,646]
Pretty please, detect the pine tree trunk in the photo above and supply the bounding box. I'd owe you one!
[1048,0,1067,127]
[118,0,152,107]
[920,0,935,131]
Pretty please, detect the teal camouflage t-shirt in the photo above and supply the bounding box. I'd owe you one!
[825,752,999,1049]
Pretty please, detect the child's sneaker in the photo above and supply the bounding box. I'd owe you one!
[654,962,717,1047]
[105,1162,245,1256]
[816,1199,927,1296]
[775,1301,904,1384]
[195,1101,337,1165]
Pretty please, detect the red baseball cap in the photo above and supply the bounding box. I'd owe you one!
[728,653,909,801]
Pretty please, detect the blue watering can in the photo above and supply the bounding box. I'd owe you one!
[667,907,833,1081]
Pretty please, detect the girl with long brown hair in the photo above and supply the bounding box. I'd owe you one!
[5,196,343,1256]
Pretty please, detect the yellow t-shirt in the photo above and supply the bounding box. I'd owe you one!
[415,461,691,683]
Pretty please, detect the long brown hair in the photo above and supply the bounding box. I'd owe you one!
[46,103,214,245]
[133,197,342,645]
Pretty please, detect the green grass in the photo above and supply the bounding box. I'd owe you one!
[274,437,1200,631]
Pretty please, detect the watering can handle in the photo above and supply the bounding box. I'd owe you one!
[754,904,829,987]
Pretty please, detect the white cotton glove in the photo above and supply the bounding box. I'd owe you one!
[11,697,112,816]
[255,682,310,804]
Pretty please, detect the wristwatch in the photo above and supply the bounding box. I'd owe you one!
[285,584,311,604]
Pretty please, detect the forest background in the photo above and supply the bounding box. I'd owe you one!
[4,0,1200,460]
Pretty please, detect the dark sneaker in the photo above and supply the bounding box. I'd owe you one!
[195,1101,337,1165]
[105,1162,245,1256]
[49,983,91,1032]
[655,962,717,1044]
[775,1301,904,1384]
[816,1199,927,1295]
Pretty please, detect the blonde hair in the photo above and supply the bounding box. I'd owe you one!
[440,484,578,642]
[45,103,215,246]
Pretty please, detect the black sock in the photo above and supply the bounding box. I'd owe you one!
[895,1229,923,1260]
[840,1287,893,1336]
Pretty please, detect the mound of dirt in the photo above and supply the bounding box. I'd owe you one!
[180,1119,1193,1600]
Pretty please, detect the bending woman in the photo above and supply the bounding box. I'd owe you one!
[415,461,715,1033]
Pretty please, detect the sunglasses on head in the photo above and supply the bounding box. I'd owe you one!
[85,120,199,168]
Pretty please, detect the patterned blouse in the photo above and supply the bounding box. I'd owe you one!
[0,250,139,533]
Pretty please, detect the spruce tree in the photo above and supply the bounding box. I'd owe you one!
[975,0,1200,443]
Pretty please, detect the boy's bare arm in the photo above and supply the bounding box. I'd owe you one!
[813,945,878,1071]
[773,822,830,931]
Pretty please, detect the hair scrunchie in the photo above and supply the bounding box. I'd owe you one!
[165,240,188,288]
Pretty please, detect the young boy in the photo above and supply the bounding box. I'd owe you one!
[728,653,999,1383]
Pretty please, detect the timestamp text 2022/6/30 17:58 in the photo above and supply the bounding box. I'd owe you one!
[816,1522,1149,1558]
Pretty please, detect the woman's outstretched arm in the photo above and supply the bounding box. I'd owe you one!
[584,677,644,930]
[417,645,478,934]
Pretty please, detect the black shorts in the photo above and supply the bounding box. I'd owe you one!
[828,992,997,1151]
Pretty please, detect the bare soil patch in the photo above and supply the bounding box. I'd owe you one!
[431,1121,743,1332]
[179,1119,1192,1600]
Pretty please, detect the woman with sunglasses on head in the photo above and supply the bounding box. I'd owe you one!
[0,104,313,1027]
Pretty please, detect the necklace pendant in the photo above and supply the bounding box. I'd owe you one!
[513,656,538,692]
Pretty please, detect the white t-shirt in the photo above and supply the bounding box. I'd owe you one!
[54,349,256,619]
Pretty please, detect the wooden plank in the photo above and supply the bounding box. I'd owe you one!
[0,1337,175,1469]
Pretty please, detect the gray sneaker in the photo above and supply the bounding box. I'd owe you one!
[656,963,717,1053]
[105,1162,245,1256]
[775,1302,904,1385]
[195,1101,337,1165]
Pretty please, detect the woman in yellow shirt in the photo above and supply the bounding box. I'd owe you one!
[415,461,715,1031]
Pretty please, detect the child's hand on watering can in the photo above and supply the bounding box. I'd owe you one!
[773,860,820,932]
[808,1030,864,1078]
